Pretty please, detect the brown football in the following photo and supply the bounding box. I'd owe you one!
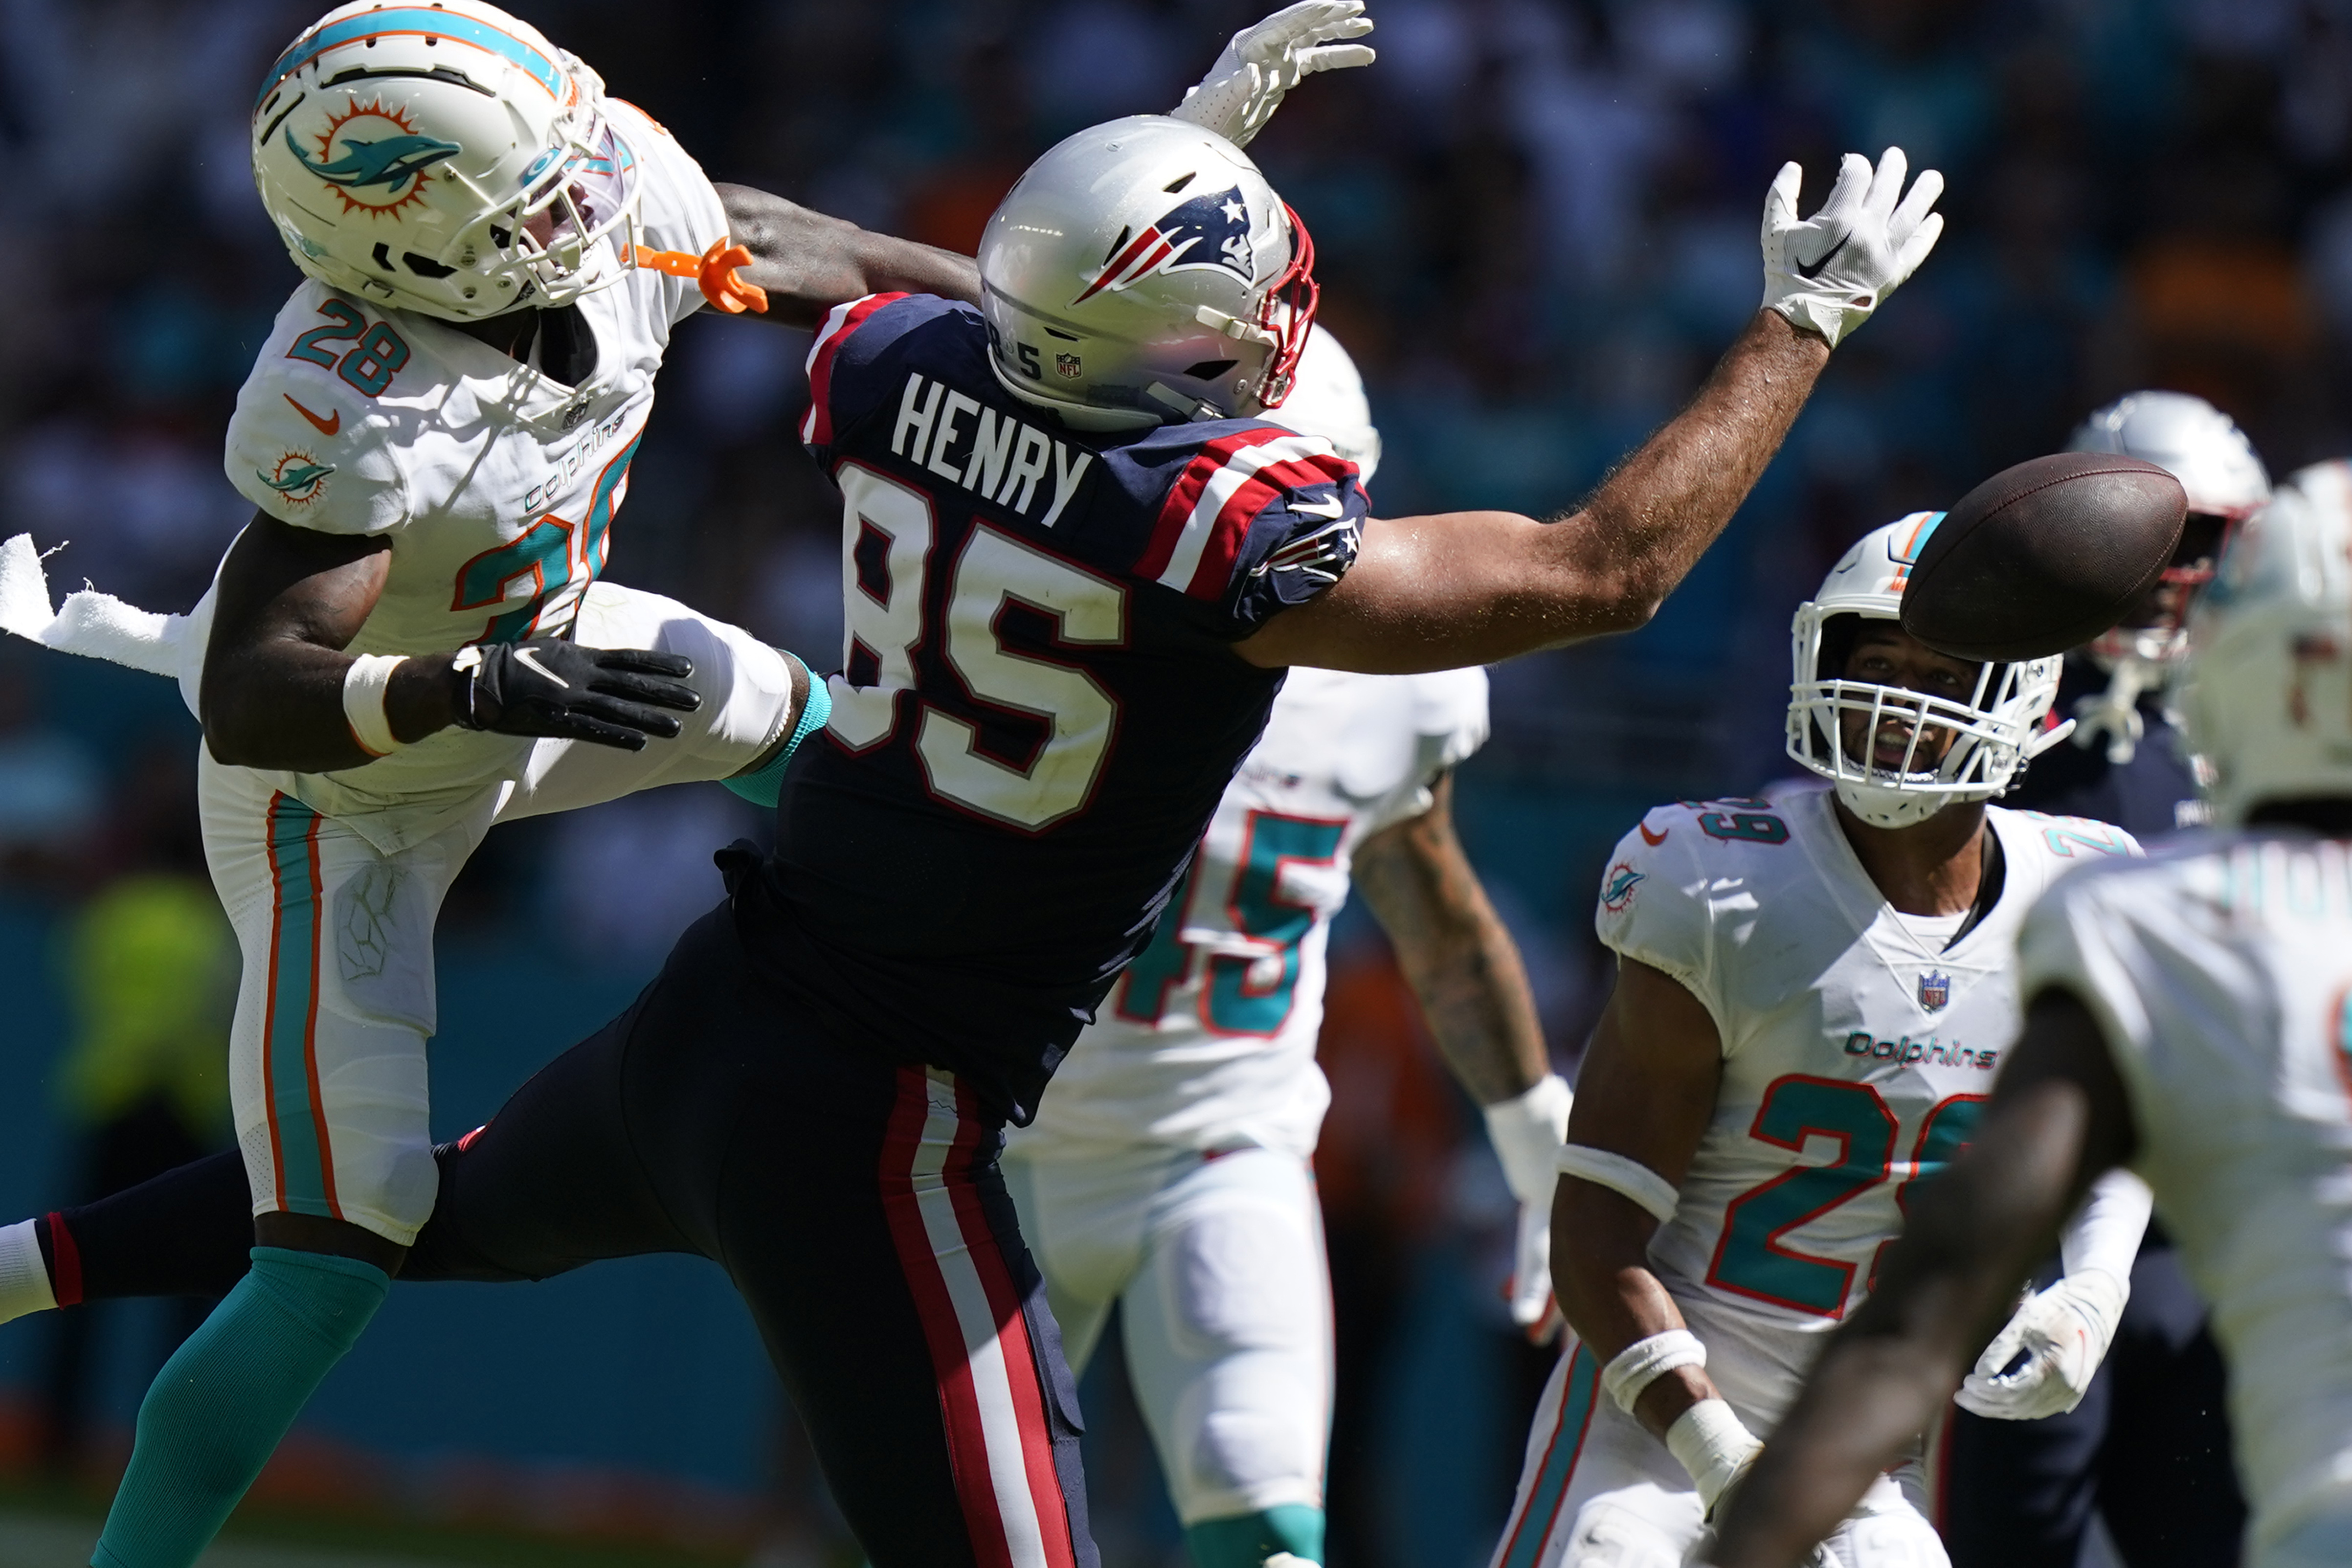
[1899,451,2188,662]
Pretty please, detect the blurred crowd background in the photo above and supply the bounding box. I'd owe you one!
[0,0,2343,1563]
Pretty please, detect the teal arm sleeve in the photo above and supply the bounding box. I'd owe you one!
[724,653,831,808]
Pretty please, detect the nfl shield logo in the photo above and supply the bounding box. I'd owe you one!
[1918,970,1950,1013]
[1055,352,1083,380]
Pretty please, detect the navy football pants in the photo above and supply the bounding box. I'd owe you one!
[1940,1242,2244,1567]
[43,905,1098,1568]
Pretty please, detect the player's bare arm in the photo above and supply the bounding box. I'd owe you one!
[202,515,712,773]
[1238,309,1828,671]
[1704,990,2136,1568]
[1350,771,1547,1104]
[717,184,982,326]
[1554,958,1728,1438]
[1240,148,1943,673]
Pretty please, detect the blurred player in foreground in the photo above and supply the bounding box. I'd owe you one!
[1002,326,1571,1568]
[1944,391,2270,1568]
[1488,515,2151,1568]
[1701,471,2352,1568]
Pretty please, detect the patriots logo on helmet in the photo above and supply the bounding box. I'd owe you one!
[1919,969,1951,1012]
[1074,186,1256,305]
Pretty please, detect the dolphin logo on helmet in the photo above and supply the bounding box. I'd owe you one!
[286,129,461,192]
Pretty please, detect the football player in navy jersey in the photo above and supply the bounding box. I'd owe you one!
[0,95,1948,1568]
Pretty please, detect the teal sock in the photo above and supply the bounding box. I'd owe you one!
[92,1247,389,1568]
[1186,1505,1326,1568]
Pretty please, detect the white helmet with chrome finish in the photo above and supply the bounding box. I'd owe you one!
[1786,513,2068,828]
[977,114,1318,430]
[2182,462,2352,826]
[1268,324,1380,483]
[252,1,645,320]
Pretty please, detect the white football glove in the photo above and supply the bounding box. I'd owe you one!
[1955,1266,2128,1421]
[1760,147,1945,348]
[1170,0,1376,149]
[1483,1075,1573,1341]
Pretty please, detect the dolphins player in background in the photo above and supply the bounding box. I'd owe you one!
[0,6,1380,1567]
[1486,515,2152,1568]
[1002,325,1571,1568]
[1702,449,2352,1568]
[1943,391,2269,1568]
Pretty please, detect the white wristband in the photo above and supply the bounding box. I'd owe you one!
[341,653,408,757]
[1556,1143,1680,1224]
[1665,1397,1763,1515]
[1602,1329,1706,1416]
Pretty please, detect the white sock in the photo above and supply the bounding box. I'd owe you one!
[0,1218,57,1325]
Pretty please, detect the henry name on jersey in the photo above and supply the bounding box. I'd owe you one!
[888,370,1098,530]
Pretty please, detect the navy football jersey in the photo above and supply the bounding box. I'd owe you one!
[2006,654,2204,839]
[739,292,1366,1122]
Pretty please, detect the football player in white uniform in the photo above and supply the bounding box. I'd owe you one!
[0,6,1379,1566]
[1488,514,2153,1568]
[1701,467,2352,1568]
[1002,326,1571,1568]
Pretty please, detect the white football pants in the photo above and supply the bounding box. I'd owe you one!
[1489,1336,1949,1568]
[1002,1143,1333,1525]
[202,582,794,1246]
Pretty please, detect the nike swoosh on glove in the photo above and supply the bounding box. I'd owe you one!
[1170,0,1375,149]
[1954,1266,2128,1421]
[452,637,701,752]
[1759,147,1944,348]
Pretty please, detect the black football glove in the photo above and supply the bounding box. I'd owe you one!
[451,638,700,751]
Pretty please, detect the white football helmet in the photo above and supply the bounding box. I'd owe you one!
[1787,514,2068,828]
[977,115,1318,430]
[251,1,645,320]
[1268,324,1380,483]
[2182,461,2352,826]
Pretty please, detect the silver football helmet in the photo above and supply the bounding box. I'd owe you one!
[977,115,1318,431]
[2185,462,2352,826]
[1787,514,2068,829]
[2064,390,2270,761]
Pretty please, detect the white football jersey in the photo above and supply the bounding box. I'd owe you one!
[203,99,727,850]
[2020,834,2352,1555]
[1011,666,1490,1161]
[1595,784,2137,1429]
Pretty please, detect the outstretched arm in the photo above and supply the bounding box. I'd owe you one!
[1238,148,1943,673]
[1703,990,2138,1568]
[1238,310,1826,671]
[717,185,981,327]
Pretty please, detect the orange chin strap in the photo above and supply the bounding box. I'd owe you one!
[632,239,769,315]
